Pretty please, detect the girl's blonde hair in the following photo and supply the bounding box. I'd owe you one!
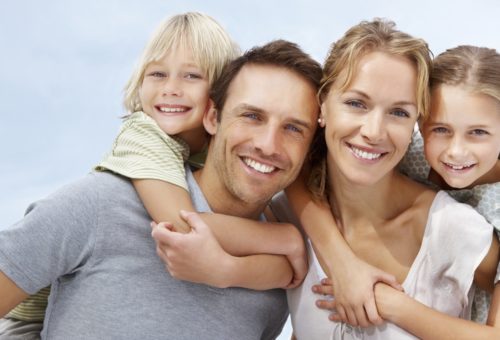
[431,45,500,105]
[310,19,432,197]
[123,12,240,113]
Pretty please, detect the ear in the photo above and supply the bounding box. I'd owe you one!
[318,105,326,128]
[203,99,218,136]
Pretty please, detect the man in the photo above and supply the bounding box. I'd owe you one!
[0,40,321,339]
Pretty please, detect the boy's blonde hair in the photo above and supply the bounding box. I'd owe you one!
[123,12,240,113]
[310,19,432,198]
[431,45,500,105]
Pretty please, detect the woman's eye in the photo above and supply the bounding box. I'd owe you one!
[391,109,410,118]
[345,100,365,109]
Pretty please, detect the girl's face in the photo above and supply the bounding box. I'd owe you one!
[422,85,500,188]
[322,51,419,187]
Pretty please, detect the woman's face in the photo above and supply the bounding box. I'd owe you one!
[322,51,419,186]
[422,85,500,188]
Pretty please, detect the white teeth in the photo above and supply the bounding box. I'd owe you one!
[351,146,382,160]
[446,163,474,170]
[243,158,275,173]
[159,107,187,113]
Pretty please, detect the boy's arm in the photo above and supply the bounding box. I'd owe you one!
[152,212,295,289]
[285,177,401,327]
[0,272,28,317]
[374,282,500,339]
[136,179,306,289]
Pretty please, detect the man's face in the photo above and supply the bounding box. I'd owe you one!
[205,64,318,209]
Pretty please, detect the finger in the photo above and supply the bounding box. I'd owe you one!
[354,305,370,328]
[376,272,403,291]
[179,210,207,234]
[335,305,348,324]
[321,277,333,285]
[315,298,336,311]
[364,300,383,326]
[151,224,176,245]
[345,307,358,326]
[312,284,334,296]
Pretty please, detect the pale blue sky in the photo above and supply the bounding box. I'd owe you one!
[1,1,499,337]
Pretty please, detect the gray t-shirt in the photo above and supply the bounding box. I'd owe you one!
[0,169,288,339]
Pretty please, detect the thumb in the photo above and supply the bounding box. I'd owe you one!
[179,210,209,234]
[375,271,403,291]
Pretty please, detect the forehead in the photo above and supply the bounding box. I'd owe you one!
[335,51,417,103]
[429,85,500,125]
[224,64,318,119]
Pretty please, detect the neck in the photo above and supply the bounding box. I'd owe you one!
[194,161,266,220]
[327,165,412,231]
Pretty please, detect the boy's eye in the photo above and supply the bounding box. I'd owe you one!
[185,73,203,80]
[391,109,410,118]
[149,71,166,78]
[470,129,490,136]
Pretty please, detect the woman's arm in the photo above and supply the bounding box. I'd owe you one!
[285,177,401,327]
[375,283,500,339]
[135,179,306,289]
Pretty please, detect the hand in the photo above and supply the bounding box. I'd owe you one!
[151,210,234,288]
[315,257,403,327]
[284,230,308,289]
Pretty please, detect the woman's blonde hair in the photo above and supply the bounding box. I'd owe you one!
[431,45,500,105]
[123,12,240,113]
[310,19,432,197]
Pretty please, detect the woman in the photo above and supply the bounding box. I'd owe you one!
[272,19,499,339]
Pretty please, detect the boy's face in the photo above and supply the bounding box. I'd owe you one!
[423,84,500,188]
[139,44,210,149]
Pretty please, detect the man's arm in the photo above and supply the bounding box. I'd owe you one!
[0,271,28,317]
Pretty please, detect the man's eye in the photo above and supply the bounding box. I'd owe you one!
[285,124,302,133]
[243,112,259,120]
[470,129,489,136]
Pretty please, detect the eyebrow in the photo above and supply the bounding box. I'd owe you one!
[236,103,314,131]
[345,89,417,107]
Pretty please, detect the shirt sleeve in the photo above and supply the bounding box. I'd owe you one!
[96,112,190,191]
[0,175,99,294]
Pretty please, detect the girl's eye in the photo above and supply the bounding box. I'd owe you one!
[432,127,449,134]
[391,109,410,118]
[345,100,365,109]
[470,129,489,136]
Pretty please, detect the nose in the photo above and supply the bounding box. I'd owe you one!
[360,110,385,144]
[162,76,183,96]
[446,135,469,160]
[254,124,281,157]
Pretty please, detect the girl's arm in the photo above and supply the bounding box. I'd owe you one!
[374,283,500,339]
[285,176,402,327]
[134,179,306,289]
